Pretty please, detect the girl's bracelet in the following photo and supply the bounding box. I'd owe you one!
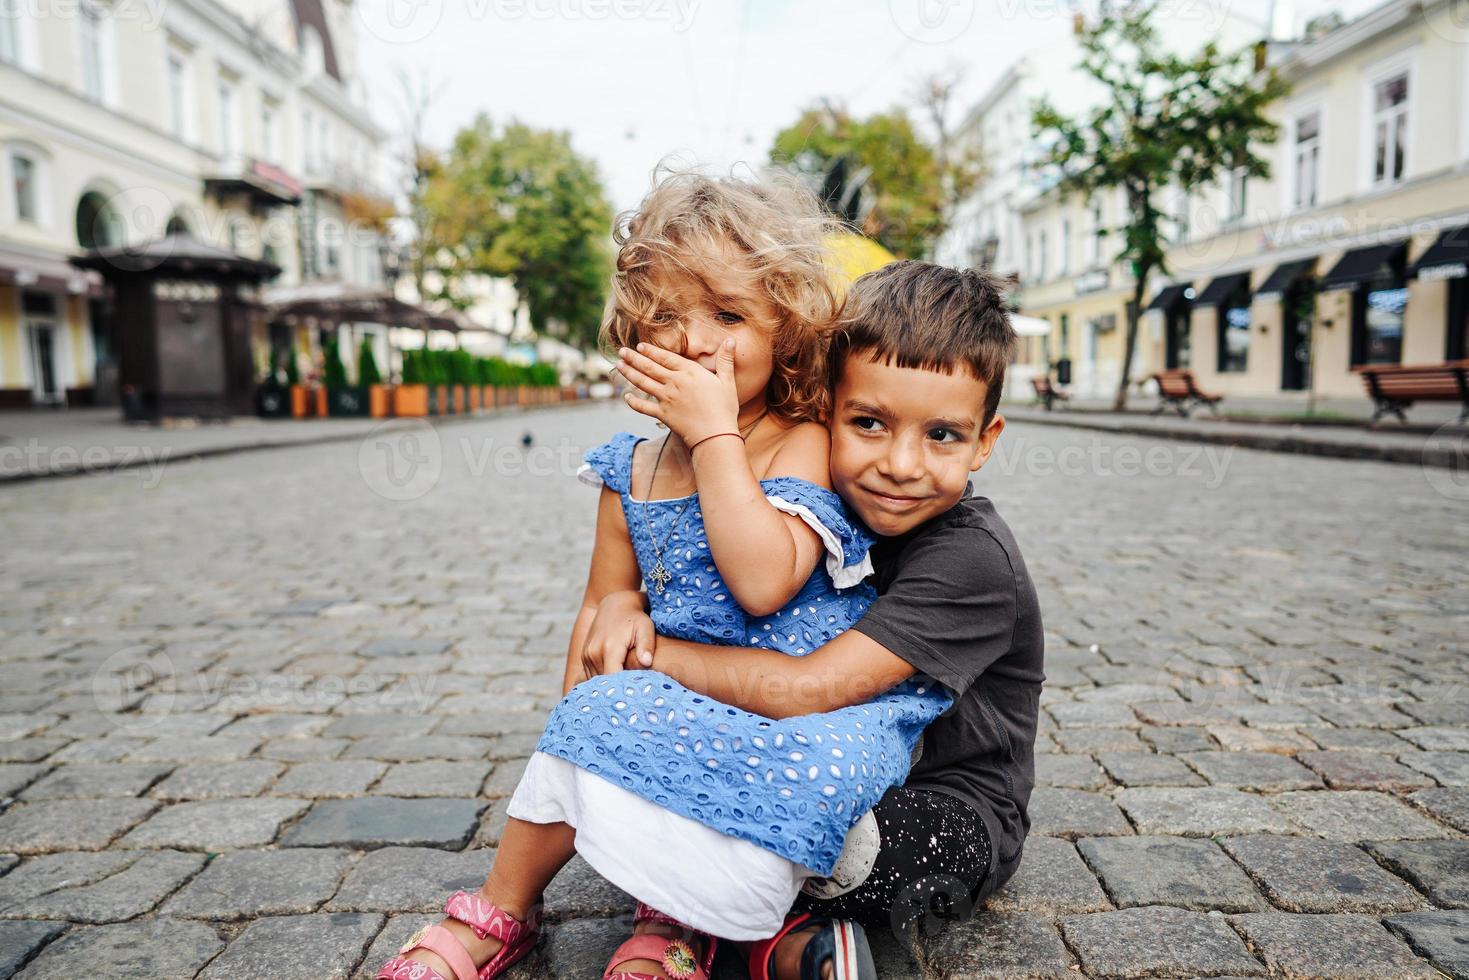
[687,431,744,454]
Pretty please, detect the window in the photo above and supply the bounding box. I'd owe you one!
[217,77,237,160]
[302,109,315,171]
[0,7,18,63]
[317,117,330,172]
[1038,230,1048,280]
[260,101,278,162]
[1218,281,1252,373]
[1089,202,1103,265]
[79,1,105,101]
[1294,110,1320,209]
[1060,218,1071,275]
[1176,190,1190,241]
[1226,167,1247,221]
[1359,266,1407,364]
[166,48,190,139]
[1373,73,1408,184]
[12,153,36,222]
[75,190,121,249]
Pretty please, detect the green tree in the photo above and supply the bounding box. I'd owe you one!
[1033,1,1288,409]
[769,99,980,259]
[421,116,614,349]
[358,338,382,387]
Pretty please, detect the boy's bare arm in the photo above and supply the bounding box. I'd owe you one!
[635,631,917,719]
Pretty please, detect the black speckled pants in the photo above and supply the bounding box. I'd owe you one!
[794,786,993,941]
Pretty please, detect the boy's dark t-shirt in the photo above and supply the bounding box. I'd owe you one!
[852,485,1044,897]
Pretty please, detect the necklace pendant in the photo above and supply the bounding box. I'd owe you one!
[648,560,672,594]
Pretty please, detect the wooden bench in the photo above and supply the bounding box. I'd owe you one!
[1354,361,1469,424]
[1149,370,1223,417]
[1032,376,1070,411]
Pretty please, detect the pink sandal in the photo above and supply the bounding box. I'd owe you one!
[603,902,718,980]
[377,890,542,980]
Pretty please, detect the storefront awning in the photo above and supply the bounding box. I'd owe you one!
[1194,272,1251,308]
[1145,283,1192,312]
[1321,241,1406,292]
[1407,225,1469,282]
[1254,259,1315,299]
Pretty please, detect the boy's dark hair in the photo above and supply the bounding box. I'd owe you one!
[829,260,1018,426]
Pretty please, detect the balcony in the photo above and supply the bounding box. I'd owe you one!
[204,159,304,209]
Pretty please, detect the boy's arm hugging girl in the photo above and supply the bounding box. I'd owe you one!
[376,168,1044,980]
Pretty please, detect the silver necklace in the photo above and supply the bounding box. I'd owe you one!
[639,411,767,595]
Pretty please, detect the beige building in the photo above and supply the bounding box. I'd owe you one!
[0,0,389,408]
[1009,0,1469,404]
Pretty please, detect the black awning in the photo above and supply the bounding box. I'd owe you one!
[1321,242,1406,292]
[1194,273,1251,307]
[1254,259,1315,298]
[1146,284,1192,311]
[1408,225,1469,281]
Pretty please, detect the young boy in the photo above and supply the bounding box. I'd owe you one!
[612,259,1045,952]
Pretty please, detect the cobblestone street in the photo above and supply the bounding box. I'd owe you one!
[1,401,1466,979]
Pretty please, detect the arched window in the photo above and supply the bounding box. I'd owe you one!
[75,189,122,249]
[165,210,191,236]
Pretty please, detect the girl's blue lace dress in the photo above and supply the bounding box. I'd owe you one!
[532,432,953,876]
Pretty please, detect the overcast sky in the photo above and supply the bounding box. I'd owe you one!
[356,0,1381,212]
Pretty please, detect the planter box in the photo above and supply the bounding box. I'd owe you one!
[327,386,369,417]
[394,383,429,417]
[256,384,291,418]
[370,384,393,418]
[435,385,450,414]
[451,385,465,413]
[290,385,311,418]
[314,386,328,417]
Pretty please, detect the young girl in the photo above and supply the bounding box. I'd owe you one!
[376,171,950,980]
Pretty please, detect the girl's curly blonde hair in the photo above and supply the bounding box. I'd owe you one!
[601,167,843,424]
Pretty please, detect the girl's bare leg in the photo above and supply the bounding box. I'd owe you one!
[395,817,575,977]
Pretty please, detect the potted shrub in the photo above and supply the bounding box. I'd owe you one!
[449,349,472,413]
[531,363,558,405]
[256,344,292,418]
[284,343,312,418]
[426,349,450,414]
[325,337,368,417]
[359,337,391,418]
[394,348,429,417]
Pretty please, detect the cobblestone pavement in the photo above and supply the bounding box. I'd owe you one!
[1,402,1466,979]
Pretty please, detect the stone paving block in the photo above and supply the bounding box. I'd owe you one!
[1398,702,1469,726]
[328,846,492,912]
[486,732,541,761]
[122,734,261,763]
[147,759,284,800]
[1399,726,1469,751]
[1047,702,1138,728]
[1297,726,1412,751]
[1231,703,1324,728]
[0,798,157,854]
[359,637,450,658]
[0,715,59,740]
[119,798,308,850]
[1230,912,1439,979]
[1296,750,1435,792]
[1096,751,1205,787]
[1408,787,1469,833]
[1051,728,1146,753]
[1220,835,1425,913]
[1205,725,1317,754]
[982,836,1111,915]
[1060,905,1265,978]
[322,715,437,739]
[373,761,493,798]
[4,849,205,923]
[924,911,1076,978]
[0,919,65,978]
[1033,753,1107,790]
[44,737,146,763]
[483,758,529,799]
[1114,788,1295,837]
[164,848,355,919]
[0,853,16,875]
[1398,750,1469,786]
[17,762,171,800]
[0,740,64,764]
[1383,910,1469,980]
[197,911,382,980]
[1027,788,1133,838]
[0,852,137,908]
[1078,835,1266,912]
[1272,790,1452,842]
[283,798,484,850]
[542,855,634,918]
[1312,703,1416,729]
[1075,683,1182,704]
[435,710,549,738]
[1138,725,1216,753]
[474,798,511,848]
[1179,751,1323,790]
[0,765,48,799]
[13,917,223,979]
[214,713,332,738]
[1367,840,1469,908]
[341,736,492,762]
[272,761,387,798]
[261,736,350,762]
[1133,702,1239,727]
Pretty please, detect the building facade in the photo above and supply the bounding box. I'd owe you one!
[0,0,389,408]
